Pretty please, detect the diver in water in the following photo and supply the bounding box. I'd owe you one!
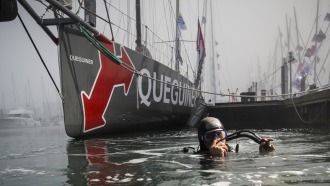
[197,117,275,157]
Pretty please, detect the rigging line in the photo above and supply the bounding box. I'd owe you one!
[306,57,322,86]
[166,47,174,68]
[214,8,232,90]
[80,5,137,41]
[300,15,317,61]
[289,32,299,59]
[36,0,64,18]
[104,0,154,31]
[219,66,230,90]
[310,24,329,77]
[157,1,172,66]
[317,41,330,80]
[164,1,175,68]
[316,22,330,77]
[163,0,172,49]
[197,0,199,18]
[275,37,282,90]
[103,0,114,41]
[142,41,172,63]
[186,0,197,30]
[115,12,123,39]
[180,35,195,77]
[298,30,306,59]
[296,30,312,86]
[75,0,83,15]
[17,13,63,101]
[27,80,37,118]
[168,0,176,18]
[290,90,330,124]
[40,3,52,19]
[144,25,173,49]
[167,0,176,41]
[270,37,279,88]
[264,51,272,85]
[288,35,305,85]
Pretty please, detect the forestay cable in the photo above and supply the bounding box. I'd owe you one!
[17,13,63,101]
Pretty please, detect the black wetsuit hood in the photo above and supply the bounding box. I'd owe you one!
[197,117,225,152]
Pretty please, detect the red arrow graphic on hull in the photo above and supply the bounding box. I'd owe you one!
[81,37,134,132]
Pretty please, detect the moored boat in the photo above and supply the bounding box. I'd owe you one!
[0,108,41,128]
[0,0,205,137]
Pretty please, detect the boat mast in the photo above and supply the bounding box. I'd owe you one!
[201,0,207,98]
[210,0,216,102]
[313,0,320,86]
[294,7,305,91]
[11,73,17,108]
[175,0,180,72]
[135,0,142,53]
[1,92,4,119]
[286,14,293,94]
[294,7,301,63]
[127,0,130,47]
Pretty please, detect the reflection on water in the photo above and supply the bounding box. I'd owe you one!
[0,125,330,185]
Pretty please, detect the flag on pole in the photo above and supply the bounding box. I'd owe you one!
[304,45,317,57]
[294,59,312,76]
[177,12,187,30]
[312,30,326,43]
[202,16,206,24]
[197,20,206,63]
[324,13,330,22]
[293,59,312,89]
[194,20,206,86]
[302,59,313,75]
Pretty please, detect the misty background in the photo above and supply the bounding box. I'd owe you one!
[0,0,329,117]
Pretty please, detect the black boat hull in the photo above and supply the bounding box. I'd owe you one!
[59,25,196,137]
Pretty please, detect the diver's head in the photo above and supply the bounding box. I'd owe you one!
[197,117,226,152]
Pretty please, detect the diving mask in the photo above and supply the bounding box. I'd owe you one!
[203,129,227,143]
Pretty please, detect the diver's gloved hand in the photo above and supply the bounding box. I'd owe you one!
[209,139,228,157]
[259,138,275,152]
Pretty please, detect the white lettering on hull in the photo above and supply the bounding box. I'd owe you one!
[138,68,195,107]
[70,55,94,65]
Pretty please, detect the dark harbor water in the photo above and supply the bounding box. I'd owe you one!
[0,125,330,186]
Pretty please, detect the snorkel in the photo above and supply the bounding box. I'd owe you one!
[184,117,274,153]
[226,130,272,144]
[184,129,273,153]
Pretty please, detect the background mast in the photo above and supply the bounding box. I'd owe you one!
[175,0,180,72]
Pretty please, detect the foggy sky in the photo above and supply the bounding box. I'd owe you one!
[0,0,329,112]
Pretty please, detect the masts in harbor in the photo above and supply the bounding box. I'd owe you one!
[134,0,152,58]
[293,6,306,91]
[313,0,320,86]
[175,0,180,72]
[210,0,217,102]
